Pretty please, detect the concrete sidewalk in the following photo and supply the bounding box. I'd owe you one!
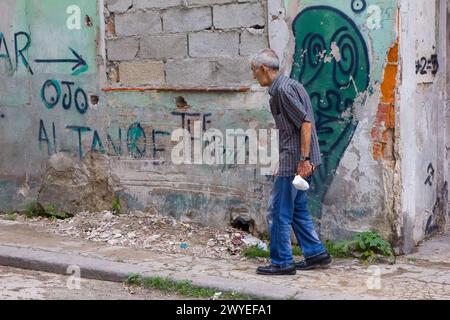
[1,220,449,300]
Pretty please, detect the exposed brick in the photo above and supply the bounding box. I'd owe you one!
[107,0,133,13]
[239,30,268,56]
[106,19,116,37]
[371,39,398,161]
[115,11,161,36]
[380,64,398,104]
[163,7,212,32]
[140,34,188,59]
[372,142,383,161]
[165,59,214,86]
[387,41,399,63]
[119,61,165,85]
[189,31,239,58]
[135,0,183,9]
[107,37,139,61]
[386,104,396,129]
[213,3,265,29]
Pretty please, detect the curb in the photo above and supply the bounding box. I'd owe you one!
[0,245,297,300]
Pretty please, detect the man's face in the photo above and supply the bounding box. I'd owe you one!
[251,63,269,87]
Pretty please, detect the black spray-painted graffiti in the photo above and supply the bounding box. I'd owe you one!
[415,54,439,76]
[426,181,448,236]
[0,31,87,75]
[0,31,33,74]
[41,79,88,114]
[38,109,218,161]
[291,6,370,218]
[39,119,172,161]
[351,0,367,13]
[35,48,87,73]
[424,163,435,186]
[171,112,212,134]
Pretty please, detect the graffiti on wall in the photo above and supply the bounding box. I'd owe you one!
[415,54,439,77]
[0,31,33,74]
[424,163,435,186]
[426,181,448,236]
[290,5,370,217]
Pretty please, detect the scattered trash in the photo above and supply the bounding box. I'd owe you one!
[257,241,268,251]
[4,210,269,261]
[241,234,261,247]
[211,292,223,300]
[180,243,189,249]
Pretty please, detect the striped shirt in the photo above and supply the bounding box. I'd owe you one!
[269,74,321,176]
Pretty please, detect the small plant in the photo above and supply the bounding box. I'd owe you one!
[324,240,353,258]
[24,200,42,218]
[407,257,417,263]
[292,246,303,257]
[325,231,396,264]
[126,273,142,285]
[242,245,302,259]
[23,200,71,220]
[112,197,121,215]
[242,246,270,259]
[354,231,395,263]
[125,274,256,300]
[4,210,17,221]
[44,204,72,220]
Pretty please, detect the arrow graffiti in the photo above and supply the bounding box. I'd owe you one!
[35,48,87,74]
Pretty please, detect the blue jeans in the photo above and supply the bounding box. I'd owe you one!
[266,175,326,266]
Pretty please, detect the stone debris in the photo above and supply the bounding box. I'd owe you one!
[3,210,269,260]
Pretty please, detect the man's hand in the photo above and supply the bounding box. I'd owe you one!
[271,161,279,176]
[297,160,313,179]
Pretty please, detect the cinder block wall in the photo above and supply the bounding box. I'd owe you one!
[104,0,269,87]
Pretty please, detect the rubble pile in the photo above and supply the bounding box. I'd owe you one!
[5,211,268,260]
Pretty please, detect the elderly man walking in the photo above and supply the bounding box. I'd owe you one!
[251,49,331,275]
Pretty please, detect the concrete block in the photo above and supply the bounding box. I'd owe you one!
[213,3,265,29]
[189,31,239,58]
[186,0,235,5]
[107,37,139,61]
[115,11,162,36]
[107,0,133,13]
[239,29,268,56]
[165,59,214,86]
[119,60,165,85]
[140,34,188,59]
[163,7,212,32]
[212,57,254,84]
[135,0,183,9]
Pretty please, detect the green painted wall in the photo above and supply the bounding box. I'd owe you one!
[282,0,397,230]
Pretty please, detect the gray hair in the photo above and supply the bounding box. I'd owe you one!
[251,49,280,70]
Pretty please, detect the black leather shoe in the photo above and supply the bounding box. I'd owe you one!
[296,251,332,270]
[256,264,296,275]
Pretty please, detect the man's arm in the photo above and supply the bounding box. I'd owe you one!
[297,122,314,179]
[278,86,314,178]
[301,122,312,159]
